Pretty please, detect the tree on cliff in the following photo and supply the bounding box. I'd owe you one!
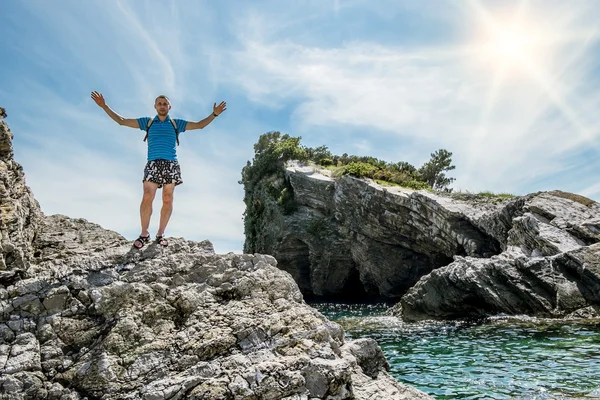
[0,107,6,119]
[418,149,455,190]
[242,131,308,189]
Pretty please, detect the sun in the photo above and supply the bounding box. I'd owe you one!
[476,16,550,73]
[489,25,532,61]
[465,0,597,165]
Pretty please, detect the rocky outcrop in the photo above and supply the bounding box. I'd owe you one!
[0,120,44,280]
[247,162,511,299]
[1,215,431,399]
[393,192,600,321]
[245,162,600,319]
[0,121,431,399]
[393,244,600,321]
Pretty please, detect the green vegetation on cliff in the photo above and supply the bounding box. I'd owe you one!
[239,132,456,252]
[240,132,305,253]
[241,132,454,192]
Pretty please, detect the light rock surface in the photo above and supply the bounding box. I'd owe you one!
[0,121,432,399]
[1,216,431,399]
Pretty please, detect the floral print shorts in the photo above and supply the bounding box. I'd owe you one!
[143,159,183,188]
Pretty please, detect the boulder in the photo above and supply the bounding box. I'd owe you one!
[394,194,600,321]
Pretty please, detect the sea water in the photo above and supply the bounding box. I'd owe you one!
[312,303,600,400]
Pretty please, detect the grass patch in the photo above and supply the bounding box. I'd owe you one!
[476,191,516,199]
[445,190,516,202]
[374,179,431,191]
[549,190,596,207]
[319,164,337,171]
[374,179,399,187]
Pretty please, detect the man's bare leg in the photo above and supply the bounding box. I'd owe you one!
[157,183,175,237]
[140,181,159,236]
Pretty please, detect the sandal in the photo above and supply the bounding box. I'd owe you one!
[133,235,150,249]
[155,235,168,247]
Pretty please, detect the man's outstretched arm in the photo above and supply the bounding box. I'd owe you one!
[91,91,138,128]
[186,101,227,131]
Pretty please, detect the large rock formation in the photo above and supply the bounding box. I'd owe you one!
[0,120,431,399]
[245,162,600,319]
[0,121,44,281]
[393,192,600,321]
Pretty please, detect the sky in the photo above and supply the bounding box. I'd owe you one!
[1,0,600,254]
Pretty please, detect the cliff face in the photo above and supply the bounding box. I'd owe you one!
[247,162,510,299]
[0,121,43,276]
[0,121,431,399]
[245,162,600,319]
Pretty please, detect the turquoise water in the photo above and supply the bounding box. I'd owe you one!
[312,303,600,400]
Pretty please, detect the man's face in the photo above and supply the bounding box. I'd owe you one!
[154,98,171,116]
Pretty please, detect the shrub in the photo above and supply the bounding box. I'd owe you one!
[340,162,379,178]
[401,180,431,190]
[278,187,298,214]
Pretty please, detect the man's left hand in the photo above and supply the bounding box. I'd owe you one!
[213,101,227,116]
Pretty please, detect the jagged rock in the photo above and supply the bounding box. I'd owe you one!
[0,121,44,282]
[1,215,431,399]
[245,161,600,320]
[0,122,431,399]
[392,193,600,321]
[246,162,513,299]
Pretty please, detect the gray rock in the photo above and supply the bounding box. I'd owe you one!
[394,240,600,321]
[0,217,432,399]
[0,120,44,278]
[341,338,389,379]
[246,162,509,300]
[391,190,600,321]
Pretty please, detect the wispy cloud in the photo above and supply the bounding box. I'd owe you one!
[222,1,600,196]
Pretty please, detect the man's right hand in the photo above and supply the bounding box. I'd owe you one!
[91,91,106,108]
[90,91,138,128]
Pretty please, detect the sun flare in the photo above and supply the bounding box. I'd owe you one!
[466,0,597,161]
[477,17,550,72]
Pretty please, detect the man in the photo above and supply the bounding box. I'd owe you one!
[91,91,226,248]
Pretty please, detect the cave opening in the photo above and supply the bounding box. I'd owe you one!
[275,238,313,297]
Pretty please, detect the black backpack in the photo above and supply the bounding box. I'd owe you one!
[144,118,180,146]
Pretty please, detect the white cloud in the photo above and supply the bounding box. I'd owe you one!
[223,1,600,197]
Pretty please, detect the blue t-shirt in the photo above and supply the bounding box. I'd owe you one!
[137,115,188,162]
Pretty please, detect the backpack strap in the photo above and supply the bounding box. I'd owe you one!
[170,118,180,146]
[143,117,180,146]
[143,118,154,143]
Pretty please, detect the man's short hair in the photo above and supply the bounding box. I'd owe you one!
[155,95,170,104]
